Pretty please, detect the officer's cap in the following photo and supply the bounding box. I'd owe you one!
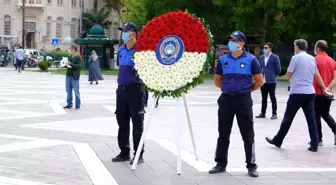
[227,30,246,42]
[118,22,138,35]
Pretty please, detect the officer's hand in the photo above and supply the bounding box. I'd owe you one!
[66,62,71,65]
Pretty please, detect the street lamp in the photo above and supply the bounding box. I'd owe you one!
[22,0,25,49]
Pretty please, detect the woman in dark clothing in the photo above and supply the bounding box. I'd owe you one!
[88,50,104,84]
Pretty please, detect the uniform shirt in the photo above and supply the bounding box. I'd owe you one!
[215,51,262,93]
[117,45,141,86]
[287,51,316,94]
[313,52,336,95]
[15,49,25,60]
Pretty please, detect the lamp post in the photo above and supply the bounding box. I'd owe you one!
[79,0,84,35]
[22,0,25,49]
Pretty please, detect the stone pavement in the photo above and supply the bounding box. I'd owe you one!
[0,68,335,185]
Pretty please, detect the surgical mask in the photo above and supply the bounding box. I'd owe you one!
[263,49,269,55]
[122,32,130,43]
[228,41,242,52]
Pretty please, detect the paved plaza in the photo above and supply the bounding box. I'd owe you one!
[0,68,335,185]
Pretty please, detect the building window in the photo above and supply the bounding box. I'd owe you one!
[57,0,62,5]
[56,17,63,38]
[24,22,36,32]
[94,0,98,11]
[71,18,77,39]
[112,22,119,39]
[46,16,52,40]
[4,15,11,35]
[71,0,76,6]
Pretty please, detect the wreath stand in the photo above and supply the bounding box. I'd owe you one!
[131,95,199,175]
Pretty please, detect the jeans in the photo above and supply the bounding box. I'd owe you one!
[66,76,80,107]
[260,83,277,114]
[215,93,257,169]
[273,94,319,148]
[315,95,336,141]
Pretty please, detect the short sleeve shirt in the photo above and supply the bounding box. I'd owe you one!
[287,51,316,94]
[117,45,141,86]
[313,53,336,95]
[215,51,262,93]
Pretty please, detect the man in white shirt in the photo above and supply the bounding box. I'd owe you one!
[15,46,25,73]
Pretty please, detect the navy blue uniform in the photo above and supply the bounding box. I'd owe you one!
[116,45,145,156]
[215,51,261,169]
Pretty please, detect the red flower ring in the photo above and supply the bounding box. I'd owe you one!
[134,11,211,98]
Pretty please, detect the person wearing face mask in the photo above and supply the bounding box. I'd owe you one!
[312,40,336,146]
[63,45,82,110]
[256,42,281,119]
[112,22,146,165]
[266,39,326,152]
[210,31,264,177]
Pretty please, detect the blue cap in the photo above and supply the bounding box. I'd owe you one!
[118,22,138,34]
[227,30,246,42]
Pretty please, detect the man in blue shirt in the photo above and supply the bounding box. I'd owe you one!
[112,22,146,165]
[209,31,264,177]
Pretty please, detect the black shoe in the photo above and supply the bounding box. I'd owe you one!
[75,107,80,110]
[255,113,265,118]
[308,146,318,152]
[112,153,131,162]
[63,105,72,109]
[96,81,98,85]
[130,156,144,165]
[209,163,226,174]
[248,168,259,177]
[271,114,277,120]
[90,81,93,84]
[334,134,336,145]
[265,137,281,148]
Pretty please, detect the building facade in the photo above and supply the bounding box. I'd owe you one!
[0,0,120,50]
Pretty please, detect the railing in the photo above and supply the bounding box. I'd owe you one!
[17,0,45,7]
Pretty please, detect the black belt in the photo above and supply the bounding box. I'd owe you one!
[222,92,250,97]
[118,84,143,90]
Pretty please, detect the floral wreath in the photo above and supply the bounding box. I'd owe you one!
[134,11,214,98]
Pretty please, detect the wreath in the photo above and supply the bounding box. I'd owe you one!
[134,11,214,98]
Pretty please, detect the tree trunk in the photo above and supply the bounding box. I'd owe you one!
[261,10,268,44]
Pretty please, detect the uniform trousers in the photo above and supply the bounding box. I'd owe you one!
[272,94,319,148]
[115,84,146,156]
[215,92,257,169]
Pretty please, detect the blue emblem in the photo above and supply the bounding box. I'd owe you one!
[156,35,184,65]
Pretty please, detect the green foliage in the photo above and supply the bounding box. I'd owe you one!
[280,66,288,76]
[38,61,50,72]
[83,7,112,32]
[104,0,123,16]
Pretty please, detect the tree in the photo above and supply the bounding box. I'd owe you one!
[103,0,123,19]
[83,7,112,32]
[278,0,336,47]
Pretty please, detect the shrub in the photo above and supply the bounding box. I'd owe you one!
[46,50,70,61]
[38,61,50,71]
[280,66,288,76]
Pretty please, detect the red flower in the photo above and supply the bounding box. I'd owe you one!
[136,11,210,53]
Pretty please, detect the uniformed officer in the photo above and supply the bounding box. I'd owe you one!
[209,31,264,177]
[112,22,146,165]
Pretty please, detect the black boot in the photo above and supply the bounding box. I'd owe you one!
[255,113,265,118]
[112,153,131,162]
[209,163,226,174]
[248,168,259,177]
[265,137,281,148]
[130,156,144,165]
